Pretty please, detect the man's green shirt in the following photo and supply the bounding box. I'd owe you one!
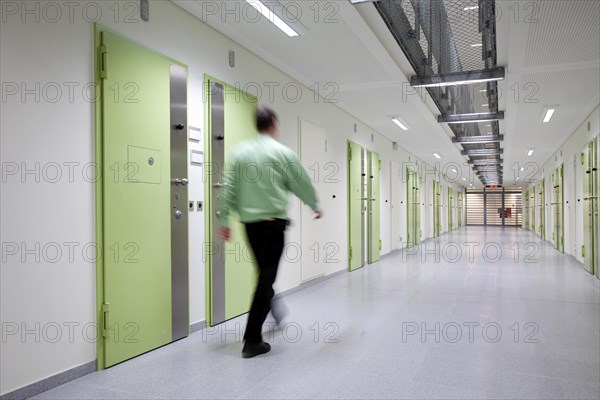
[219,134,319,228]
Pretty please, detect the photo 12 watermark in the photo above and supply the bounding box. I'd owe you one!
[201,320,340,344]
[401,321,540,344]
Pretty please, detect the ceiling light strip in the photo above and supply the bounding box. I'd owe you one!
[452,134,504,144]
[410,67,505,88]
[439,112,504,124]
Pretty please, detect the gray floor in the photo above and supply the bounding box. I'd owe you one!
[34,227,600,399]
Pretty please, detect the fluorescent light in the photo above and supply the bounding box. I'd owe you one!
[462,178,467,181]
[480,89,487,92]
[540,105,559,123]
[415,77,502,88]
[433,153,441,159]
[520,167,524,171]
[392,118,409,131]
[482,104,489,107]
[543,108,555,123]
[461,148,504,156]
[439,111,504,124]
[471,43,483,47]
[527,149,534,156]
[464,6,479,11]
[411,67,505,88]
[452,134,504,144]
[452,169,457,173]
[485,124,491,126]
[245,1,299,37]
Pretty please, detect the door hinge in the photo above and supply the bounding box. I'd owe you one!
[99,44,108,79]
[582,245,586,258]
[379,240,382,250]
[349,246,352,260]
[348,144,352,161]
[101,303,110,338]
[379,159,381,171]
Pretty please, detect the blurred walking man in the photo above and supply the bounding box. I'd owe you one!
[219,106,322,358]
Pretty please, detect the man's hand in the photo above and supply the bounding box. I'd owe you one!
[219,227,231,241]
[314,209,323,219]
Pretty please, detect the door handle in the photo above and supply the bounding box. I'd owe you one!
[172,178,189,186]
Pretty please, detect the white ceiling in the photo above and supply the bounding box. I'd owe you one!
[173,0,600,188]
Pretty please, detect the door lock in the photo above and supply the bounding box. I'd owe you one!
[172,178,188,186]
[175,210,182,219]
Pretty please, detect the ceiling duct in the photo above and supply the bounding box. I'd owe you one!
[372,0,504,184]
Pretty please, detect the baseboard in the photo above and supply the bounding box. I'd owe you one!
[0,361,96,400]
[190,320,206,333]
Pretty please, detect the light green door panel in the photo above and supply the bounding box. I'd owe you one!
[367,151,381,263]
[407,170,414,246]
[204,76,258,325]
[416,175,421,244]
[448,188,454,231]
[583,142,593,273]
[532,188,536,232]
[553,165,564,253]
[592,136,600,279]
[584,136,599,276]
[348,141,363,271]
[406,168,421,247]
[433,181,441,237]
[539,179,545,239]
[458,192,463,227]
[223,86,258,319]
[100,31,172,367]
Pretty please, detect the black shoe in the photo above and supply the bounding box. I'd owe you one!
[242,341,271,358]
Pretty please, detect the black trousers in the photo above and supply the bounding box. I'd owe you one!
[243,219,287,343]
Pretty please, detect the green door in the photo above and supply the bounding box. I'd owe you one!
[407,168,421,247]
[553,165,564,253]
[583,142,593,273]
[524,194,529,230]
[367,151,381,263]
[433,181,441,237]
[584,137,599,276]
[98,31,174,367]
[407,170,414,246]
[348,141,363,271]
[448,188,454,231]
[458,192,463,227]
[414,172,424,244]
[531,190,536,232]
[595,136,600,279]
[539,179,545,239]
[205,76,258,326]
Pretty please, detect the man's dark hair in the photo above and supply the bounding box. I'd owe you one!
[256,106,278,133]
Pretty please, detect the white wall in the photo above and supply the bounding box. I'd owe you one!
[525,105,600,262]
[0,0,464,394]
